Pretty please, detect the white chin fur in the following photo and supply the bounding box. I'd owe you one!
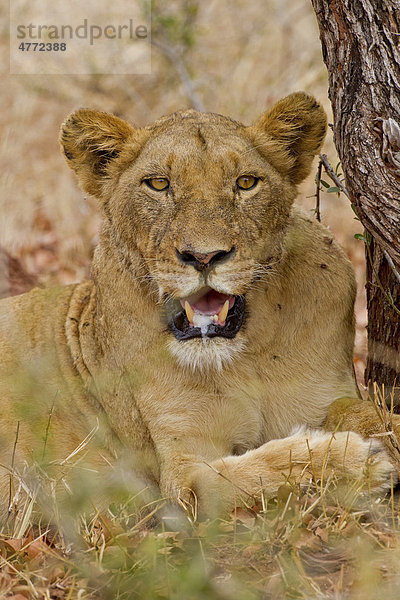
[167,335,246,372]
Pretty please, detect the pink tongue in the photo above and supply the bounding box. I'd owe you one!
[192,290,232,314]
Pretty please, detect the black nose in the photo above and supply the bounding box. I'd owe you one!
[176,247,235,271]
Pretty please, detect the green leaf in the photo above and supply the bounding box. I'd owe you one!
[326,186,340,193]
[354,233,366,242]
[320,180,330,188]
[354,232,372,245]
[350,204,360,221]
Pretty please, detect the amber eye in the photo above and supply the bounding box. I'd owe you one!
[145,177,169,191]
[236,175,258,190]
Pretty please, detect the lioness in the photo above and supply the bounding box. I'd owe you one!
[0,92,398,519]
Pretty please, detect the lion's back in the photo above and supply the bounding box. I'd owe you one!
[0,284,91,457]
[0,284,76,363]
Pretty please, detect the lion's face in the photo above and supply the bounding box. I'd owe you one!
[111,114,295,346]
[61,93,327,370]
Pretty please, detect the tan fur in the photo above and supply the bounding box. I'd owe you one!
[0,93,398,519]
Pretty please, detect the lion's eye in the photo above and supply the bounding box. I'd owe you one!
[145,177,169,191]
[236,175,258,190]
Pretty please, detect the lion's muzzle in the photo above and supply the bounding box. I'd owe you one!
[169,287,246,340]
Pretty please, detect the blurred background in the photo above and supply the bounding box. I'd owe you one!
[0,0,367,386]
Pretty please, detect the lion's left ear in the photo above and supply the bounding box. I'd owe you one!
[250,92,327,184]
[60,109,136,197]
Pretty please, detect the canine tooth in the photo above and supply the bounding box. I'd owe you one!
[184,301,194,324]
[218,300,229,324]
[213,315,218,322]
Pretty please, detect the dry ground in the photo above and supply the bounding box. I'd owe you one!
[1,1,396,598]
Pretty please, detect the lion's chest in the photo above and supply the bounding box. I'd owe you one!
[134,374,266,459]
[120,357,324,459]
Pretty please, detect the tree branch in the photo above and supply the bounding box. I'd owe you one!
[151,40,205,112]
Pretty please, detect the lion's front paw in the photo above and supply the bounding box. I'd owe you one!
[357,437,398,493]
[308,429,398,493]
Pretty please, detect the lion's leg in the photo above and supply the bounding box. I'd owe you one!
[324,396,400,459]
[160,428,395,517]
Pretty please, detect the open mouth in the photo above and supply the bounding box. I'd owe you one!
[169,287,246,341]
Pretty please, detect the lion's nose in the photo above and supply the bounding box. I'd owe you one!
[176,247,235,271]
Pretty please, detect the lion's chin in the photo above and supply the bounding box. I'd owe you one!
[167,335,246,372]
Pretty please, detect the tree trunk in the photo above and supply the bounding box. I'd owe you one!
[366,239,400,396]
[311,0,400,403]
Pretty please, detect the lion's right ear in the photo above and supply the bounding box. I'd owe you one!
[60,109,136,197]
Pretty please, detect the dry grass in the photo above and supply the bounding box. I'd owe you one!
[1,389,399,599]
[0,0,390,597]
[2,395,400,600]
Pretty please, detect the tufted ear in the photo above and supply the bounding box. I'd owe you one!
[251,92,327,184]
[60,109,136,197]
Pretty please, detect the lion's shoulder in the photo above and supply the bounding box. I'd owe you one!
[265,206,357,331]
[284,206,355,288]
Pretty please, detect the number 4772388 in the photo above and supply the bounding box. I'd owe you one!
[18,42,66,51]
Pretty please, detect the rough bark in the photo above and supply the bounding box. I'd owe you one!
[311,0,400,401]
[366,239,400,398]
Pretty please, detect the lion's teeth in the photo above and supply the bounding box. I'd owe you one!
[184,301,194,324]
[184,299,230,328]
[218,300,229,324]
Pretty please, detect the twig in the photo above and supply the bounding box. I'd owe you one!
[202,460,256,501]
[151,40,205,111]
[315,159,322,222]
[319,153,350,198]
[8,421,20,516]
[384,249,400,284]
[370,383,400,460]
[57,420,100,466]
[42,395,56,461]
[320,154,400,287]
[177,487,198,522]
[391,473,396,529]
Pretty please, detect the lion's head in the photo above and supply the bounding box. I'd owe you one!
[60,93,326,371]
